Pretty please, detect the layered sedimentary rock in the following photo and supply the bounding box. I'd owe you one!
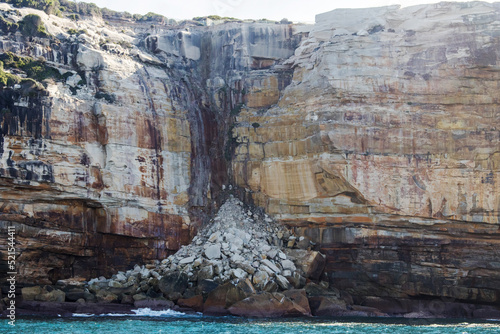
[0,4,301,283]
[232,2,500,307]
[0,1,499,313]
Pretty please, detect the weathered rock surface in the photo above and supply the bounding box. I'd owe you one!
[0,3,301,284]
[308,296,347,316]
[203,282,247,316]
[230,1,500,310]
[158,272,188,300]
[0,1,499,319]
[228,292,311,317]
[22,286,66,302]
[177,295,204,312]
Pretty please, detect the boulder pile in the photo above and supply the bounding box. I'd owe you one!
[156,195,326,295]
[21,196,366,317]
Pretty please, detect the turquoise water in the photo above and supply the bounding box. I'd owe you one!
[1,310,500,334]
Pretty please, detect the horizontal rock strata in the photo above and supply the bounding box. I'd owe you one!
[231,1,500,311]
[0,1,499,318]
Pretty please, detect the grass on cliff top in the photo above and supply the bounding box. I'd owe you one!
[192,15,239,22]
[0,0,170,23]
[2,0,60,15]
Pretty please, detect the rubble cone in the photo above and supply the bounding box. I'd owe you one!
[86,196,326,310]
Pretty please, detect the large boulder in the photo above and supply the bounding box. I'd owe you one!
[237,278,256,296]
[276,275,290,290]
[204,244,221,260]
[120,294,134,304]
[22,286,43,301]
[308,296,347,316]
[23,286,66,303]
[197,279,219,296]
[203,282,247,315]
[35,289,66,303]
[286,272,306,289]
[55,278,87,290]
[228,292,310,317]
[252,270,270,290]
[283,289,311,316]
[158,272,189,300]
[197,265,214,281]
[96,290,118,303]
[177,295,204,312]
[286,250,326,280]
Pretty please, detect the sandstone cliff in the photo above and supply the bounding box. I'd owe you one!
[0,2,302,283]
[232,2,500,307]
[0,1,499,313]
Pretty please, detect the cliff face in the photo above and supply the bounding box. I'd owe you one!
[0,3,301,284]
[0,1,499,308]
[232,2,500,305]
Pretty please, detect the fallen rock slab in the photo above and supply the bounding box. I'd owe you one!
[158,272,188,300]
[228,292,310,317]
[203,282,247,316]
[284,289,311,316]
[177,295,204,312]
[285,249,326,280]
[308,296,347,316]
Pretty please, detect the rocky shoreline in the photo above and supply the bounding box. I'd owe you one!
[3,197,500,319]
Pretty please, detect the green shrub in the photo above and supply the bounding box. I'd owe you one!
[0,62,21,87]
[193,15,238,22]
[67,13,79,21]
[251,122,260,129]
[133,12,165,22]
[67,28,86,35]
[6,0,60,15]
[0,60,45,95]
[59,0,100,17]
[19,14,49,38]
[0,15,19,34]
[0,52,62,82]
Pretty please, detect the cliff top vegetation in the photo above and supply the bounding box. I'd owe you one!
[0,0,171,24]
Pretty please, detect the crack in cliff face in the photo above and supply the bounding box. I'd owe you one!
[173,71,229,231]
[137,68,164,211]
[163,69,212,209]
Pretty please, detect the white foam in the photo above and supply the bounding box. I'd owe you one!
[131,308,188,317]
[72,313,96,317]
[72,308,193,318]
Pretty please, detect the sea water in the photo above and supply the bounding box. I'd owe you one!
[1,308,499,334]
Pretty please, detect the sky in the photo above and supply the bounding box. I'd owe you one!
[84,0,481,23]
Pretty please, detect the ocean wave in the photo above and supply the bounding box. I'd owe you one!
[131,308,189,317]
[72,308,194,318]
